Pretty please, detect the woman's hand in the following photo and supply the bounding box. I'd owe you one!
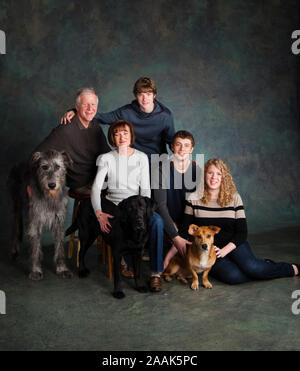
[95,210,114,233]
[214,242,236,258]
[214,246,227,258]
[60,110,75,125]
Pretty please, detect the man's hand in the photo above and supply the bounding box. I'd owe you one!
[172,235,192,257]
[60,110,76,125]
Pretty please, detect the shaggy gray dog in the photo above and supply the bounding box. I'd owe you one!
[8,150,73,280]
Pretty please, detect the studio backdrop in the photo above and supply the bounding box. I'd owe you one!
[0,0,299,236]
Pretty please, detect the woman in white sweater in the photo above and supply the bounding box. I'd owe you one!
[91,120,150,230]
[91,119,157,283]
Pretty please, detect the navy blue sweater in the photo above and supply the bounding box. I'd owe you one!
[94,99,175,157]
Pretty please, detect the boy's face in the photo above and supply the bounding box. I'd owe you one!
[136,90,156,113]
[171,137,194,160]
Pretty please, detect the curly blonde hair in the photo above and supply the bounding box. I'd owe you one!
[201,159,236,207]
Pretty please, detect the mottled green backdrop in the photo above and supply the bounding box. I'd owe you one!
[0,0,299,235]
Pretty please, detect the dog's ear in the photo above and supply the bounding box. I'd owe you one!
[208,225,221,234]
[188,224,199,235]
[29,152,42,168]
[61,151,73,168]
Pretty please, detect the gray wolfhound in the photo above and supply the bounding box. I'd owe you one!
[8,149,73,280]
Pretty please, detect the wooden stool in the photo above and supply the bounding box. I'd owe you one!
[100,238,113,280]
[67,190,113,279]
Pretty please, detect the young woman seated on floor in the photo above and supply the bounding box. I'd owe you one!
[167,158,299,283]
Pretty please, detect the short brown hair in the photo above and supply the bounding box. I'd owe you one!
[108,120,136,147]
[133,77,157,96]
[172,130,195,148]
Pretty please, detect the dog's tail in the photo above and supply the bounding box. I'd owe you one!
[7,163,27,258]
[65,220,78,236]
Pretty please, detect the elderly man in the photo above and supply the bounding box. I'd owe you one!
[35,88,110,194]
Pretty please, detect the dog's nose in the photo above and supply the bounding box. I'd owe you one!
[201,244,208,251]
[48,183,56,190]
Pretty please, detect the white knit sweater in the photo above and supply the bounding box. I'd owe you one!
[91,149,151,213]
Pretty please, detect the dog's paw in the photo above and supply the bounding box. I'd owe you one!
[190,281,199,290]
[29,271,43,281]
[164,275,172,282]
[177,275,188,284]
[136,286,148,293]
[78,268,90,278]
[57,270,73,279]
[203,282,212,289]
[112,291,125,299]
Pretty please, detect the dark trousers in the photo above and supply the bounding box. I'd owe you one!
[99,197,124,251]
[210,241,294,284]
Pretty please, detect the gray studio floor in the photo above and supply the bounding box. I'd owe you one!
[0,226,300,351]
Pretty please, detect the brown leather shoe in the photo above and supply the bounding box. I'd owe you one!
[121,265,134,279]
[149,276,162,292]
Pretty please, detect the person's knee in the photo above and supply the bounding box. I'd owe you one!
[242,261,266,280]
[222,270,247,285]
[150,212,164,231]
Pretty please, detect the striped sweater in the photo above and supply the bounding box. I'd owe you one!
[179,193,247,248]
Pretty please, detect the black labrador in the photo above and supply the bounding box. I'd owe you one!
[66,195,156,299]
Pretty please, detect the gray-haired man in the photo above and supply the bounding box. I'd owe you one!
[34,88,110,194]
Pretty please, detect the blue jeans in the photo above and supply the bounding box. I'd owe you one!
[148,212,164,274]
[210,241,294,284]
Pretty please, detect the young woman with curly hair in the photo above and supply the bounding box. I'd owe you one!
[201,158,236,207]
[178,158,299,284]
